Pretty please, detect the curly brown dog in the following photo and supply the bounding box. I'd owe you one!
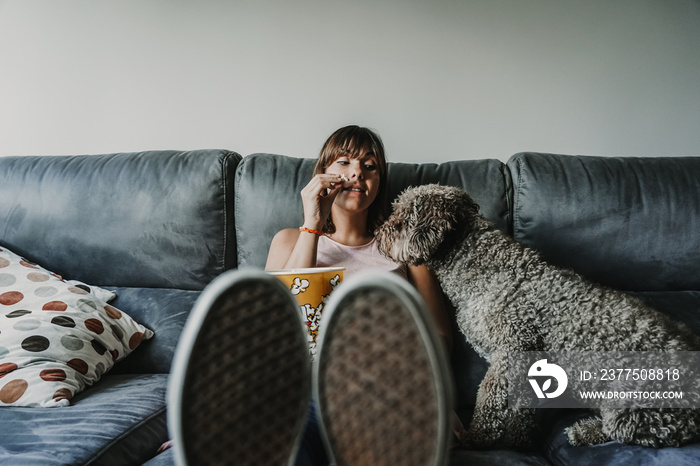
[376,184,700,450]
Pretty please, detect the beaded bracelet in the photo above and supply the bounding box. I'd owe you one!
[299,227,323,236]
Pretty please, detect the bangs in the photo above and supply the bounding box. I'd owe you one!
[316,125,386,175]
[327,130,379,162]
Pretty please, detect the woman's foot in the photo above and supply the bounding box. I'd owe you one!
[313,271,454,466]
[168,270,311,466]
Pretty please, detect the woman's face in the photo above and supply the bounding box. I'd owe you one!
[325,150,381,213]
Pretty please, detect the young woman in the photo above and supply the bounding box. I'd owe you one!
[266,125,458,466]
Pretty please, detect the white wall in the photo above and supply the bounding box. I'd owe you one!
[1,0,699,163]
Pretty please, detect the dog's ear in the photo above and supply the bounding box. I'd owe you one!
[395,185,463,264]
[420,184,479,230]
[407,185,486,263]
[452,189,482,233]
[376,192,419,264]
[404,221,447,265]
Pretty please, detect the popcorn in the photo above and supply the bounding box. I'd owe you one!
[329,173,352,191]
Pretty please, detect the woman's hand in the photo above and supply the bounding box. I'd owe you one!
[266,173,348,270]
[300,173,344,230]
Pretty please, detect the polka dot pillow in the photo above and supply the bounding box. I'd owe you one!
[0,245,154,407]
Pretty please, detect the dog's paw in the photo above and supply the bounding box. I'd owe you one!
[460,427,536,451]
[565,416,610,446]
[503,408,539,450]
[459,420,510,450]
[461,420,536,451]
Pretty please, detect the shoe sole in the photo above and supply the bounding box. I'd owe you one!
[313,271,454,466]
[168,270,310,466]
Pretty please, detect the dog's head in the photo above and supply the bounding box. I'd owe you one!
[376,184,485,266]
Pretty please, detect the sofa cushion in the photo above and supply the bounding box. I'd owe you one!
[507,152,700,292]
[449,448,552,466]
[0,373,168,465]
[543,411,700,466]
[631,291,700,336]
[107,287,200,375]
[0,150,241,290]
[0,246,153,407]
[235,153,511,269]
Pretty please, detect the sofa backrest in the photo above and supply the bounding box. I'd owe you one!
[507,152,700,292]
[234,153,512,269]
[0,149,241,290]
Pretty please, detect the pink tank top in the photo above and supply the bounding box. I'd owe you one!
[316,235,408,280]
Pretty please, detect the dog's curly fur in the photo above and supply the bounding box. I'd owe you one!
[376,184,700,450]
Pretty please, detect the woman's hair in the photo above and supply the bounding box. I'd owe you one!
[313,125,388,235]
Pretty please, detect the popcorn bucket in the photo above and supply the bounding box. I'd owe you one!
[268,267,344,359]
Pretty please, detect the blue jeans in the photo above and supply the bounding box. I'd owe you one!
[294,401,330,466]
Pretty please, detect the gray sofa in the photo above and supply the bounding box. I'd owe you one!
[1,149,698,465]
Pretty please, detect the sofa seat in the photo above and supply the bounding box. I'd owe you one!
[632,291,700,335]
[543,410,700,466]
[0,373,168,465]
[144,421,557,466]
[107,288,201,376]
[449,447,552,466]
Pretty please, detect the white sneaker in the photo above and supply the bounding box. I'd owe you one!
[168,269,310,466]
[313,271,454,466]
